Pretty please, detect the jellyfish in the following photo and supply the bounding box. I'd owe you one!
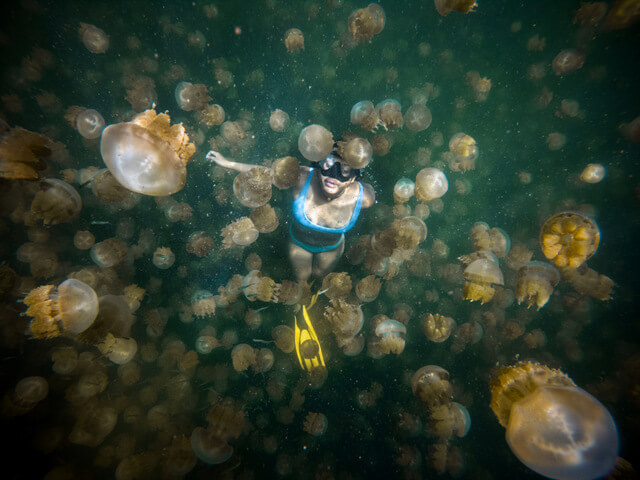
[391,216,428,250]
[90,169,131,204]
[415,168,448,202]
[303,412,328,436]
[298,124,334,162]
[197,103,225,126]
[152,247,175,269]
[221,121,247,143]
[270,156,300,190]
[350,100,375,125]
[100,109,196,196]
[242,270,277,302]
[22,279,99,338]
[348,4,385,42]
[321,272,352,300]
[602,0,640,30]
[516,261,560,310]
[284,28,304,53]
[490,362,619,480]
[191,290,216,318]
[393,178,415,203]
[269,109,290,132]
[233,167,272,208]
[0,126,52,180]
[164,435,197,476]
[411,365,452,408]
[374,317,407,355]
[125,76,157,112]
[186,231,214,257]
[377,99,403,129]
[434,0,478,17]
[272,325,295,353]
[174,82,210,112]
[69,404,118,447]
[552,49,586,75]
[78,23,109,53]
[51,346,79,375]
[72,108,105,139]
[580,163,606,183]
[324,298,364,343]
[2,376,49,416]
[405,104,433,132]
[196,334,218,355]
[429,402,471,438]
[355,275,382,303]
[423,313,456,342]
[221,217,259,249]
[231,344,257,373]
[98,334,138,365]
[250,204,279,233]
[336,137,373,169]
[90,238,127,267]
[462,255,504,304]
[448,133,478,172]
[30,178,82,225]
[540,212,600,268]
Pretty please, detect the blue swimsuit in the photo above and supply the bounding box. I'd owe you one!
[290,168,363,253]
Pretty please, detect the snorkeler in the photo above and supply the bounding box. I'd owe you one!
[206,147,375,282]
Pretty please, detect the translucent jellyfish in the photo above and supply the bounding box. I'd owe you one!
[195,334,219,354]
[602,0,640,30]
[434,0,478,17]
[51,346,78,375]
[250,204,279,233]
[540,212,600,268]
[69,404,118,447]
[547,132,567,150]
[272,325,295,353]
[516,261,560,310]
[393,178,415,203]
[321,272,352,300]
[580,163,606,183]
[270,156,299,189]
[391,216,428,250]
[303,412,328,436]
[405,104,433,132]
[462,255,504,304]
[324,299,364,343]
[165,435,197,476]
[488,227,511,258]
[186,231,214,257]
[355,275,382,303]
[191,426,232,464]
[2,376,49,416]
[78,23,109,53]
[74,109,105,139]
[23,279,99,338]
[0,126,52,180]
[276,280,303,305]
[350,100,375,125]
[100,109,196,196]
[221,121,247,143]
[221,217,259,248]
[423,313,456,342]
[191,290,216,318]
[30,178,82,225]
[197,103,225,126]
[552,49,586,75]
[90,238,127,267]
[411,365,452,408]
[374,317,407,355]
[490,362,618,480]
[284,28,304,53]
[152,247,175,269]
[415,168,448,202]
[98,334,138,365]
[90,169,131,204]
[448,133,478,172]
[377,99,403,129]
[336,137,373,169]
[233,167,272,208]
[429,403,470,438]
[242,270,277,302]
[174,82,210,112]
[348,4,385,42]
[269,109,290,132]
[231,344,257,372]
[298,124,334,162]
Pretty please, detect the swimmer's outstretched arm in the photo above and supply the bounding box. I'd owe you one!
[206,150,258,173]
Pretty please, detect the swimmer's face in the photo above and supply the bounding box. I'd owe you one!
[317,156,356,197]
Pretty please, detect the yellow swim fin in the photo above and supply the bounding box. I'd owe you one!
[294,302,325,372]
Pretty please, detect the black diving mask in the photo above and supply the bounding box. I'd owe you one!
[313,155,356,182]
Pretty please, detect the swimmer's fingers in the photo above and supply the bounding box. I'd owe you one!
[206,150,221,163]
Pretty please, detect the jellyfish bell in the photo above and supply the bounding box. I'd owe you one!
[79,23,109,54]
[350,100,375,125]
[233,167,272,207]
[269,109,290,132]
[405,104,433,132]
[516,261,560,310]
[552,49,586,75]
[411,365,452,408]
[30,178,82,225]
[337,137,373,169]
[393,178,415,203]
[434,0,478,17]
[415,168,448,202]
[100,109,195,196]
[450,402,471,437]
[76,109,105,139]
[580,163,606,184]
[463,258,504,286]
[298,124,334,162]
[540,211,600,269]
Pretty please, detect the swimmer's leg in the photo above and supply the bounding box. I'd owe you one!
[288,240,313,282]
[312,238,345,279]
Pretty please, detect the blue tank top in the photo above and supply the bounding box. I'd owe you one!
[292,168,363,234]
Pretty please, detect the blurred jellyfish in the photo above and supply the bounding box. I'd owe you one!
[270,156,300,189]
[540,212,600,268]
[78,23,109,53]
[197,104,225,126]
[462,254,504,304]
[272,325,295,353]
[196,335,219,355]
[516,261,560,310]
[374,317,407,355]
[231,344,257,372]
[552,49,586,75]
[69,404,118,447]
[98,334,138,365]
[303,412,328,436]
[580,163,606,183]
[233,167,272,207]
[336,137,373,169]
[348,4,385,42]
[415,168,448,202]
[2,376,49,416]
[269,109,290,132]
[221,217,259,248]
[284,28,304,52]
[100,109,196,196]
[412,365,452,408]
[434,0,478,17]
[298,124,334,162]
[23,279,98,338]
[423,313,456,342]
[448,133,478,172]
[393,178,415,203]
[191,290,216,318]
[405,104,432,132]
[546,132,567,150]
[324,299,364,345]
[30,178,82,225]
[377,99,403,129]
[90,238,127,267]
[355,275,381,303]
[321,272,352,300]
[250,204,279,233]
[76,109,105,139]
[186,232,214,257]
[51,346,78,375]
[152,247,175,269]
[490,362,618,480]
[350,100,375,125]
[174,82,210,112]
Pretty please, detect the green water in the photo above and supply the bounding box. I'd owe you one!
[1,1,639,479]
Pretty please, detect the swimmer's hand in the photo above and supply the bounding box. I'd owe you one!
[206,150,229,167]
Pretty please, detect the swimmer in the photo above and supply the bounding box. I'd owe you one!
[207,147,375,281]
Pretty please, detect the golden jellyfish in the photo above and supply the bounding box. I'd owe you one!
[72,230,94,251]
[98,333,138,365]
[100,109,196,196]
[0,126,52,180]
[324,298,364,342]
[2,376,49,416]
[462,255,504,304]
[580,163,606,183]
[348,3,385,42]
[516,261,560,310]
[152,247,175,269]
[90,238,127,267]
[423,313,456,343]
[269,109,290,132]
[174,82,210,112]
[250,204,279,233]
[303,412,328,436]
[490,362,619,480]
[573,2,608,26]
[90,169,131,203]
[552,49,586,75]
[411,365,452,408]
[75,109,105,139]
[191,290,216,318]
[355,275,381,303]
[272,325,295,353]
[434,0,477,16]
[561,265,614,301]
[415,167,448,202]
[270,156,300,189]
[30,178,82,225]
[186,231,214,257]
[51,346,78,375]
[546,132,567,150]
[505,243,533,270]
[298,124,334,162]
[197,103,225,126]
[231,344,258,372]
[429,402,471,438]
[276,280,303,305]
[125,76,157,112]
[393,178,415,203]
[78,23,109,53]
[321,271,352,300]
[374,317,407,355]
[350,101,375,126]
[336,137,373,169]
[284,28,304,53]
[448,133,478,172]
[404,104,433,132]
[23,279,99,338]
[540,212,600,268]
[233,166,272,207]
[377,99,403,129]
[220,121,247,143]
[602,0,640,30]
[242,270,277,302]
[221,217,259,248]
